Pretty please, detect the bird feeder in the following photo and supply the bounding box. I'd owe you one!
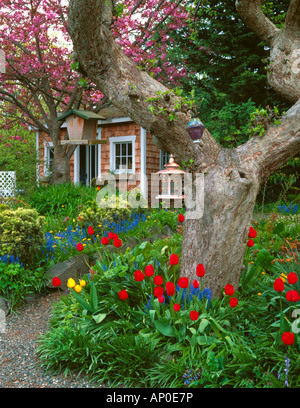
[156,155,186,202]
[186,115,205,141]
[56,109,107,145]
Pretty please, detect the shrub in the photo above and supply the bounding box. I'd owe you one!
[0,208,45,266]
[0,196,31,211]
[28,182,97,217]
[0,262,47,310]
[80,194,134,226]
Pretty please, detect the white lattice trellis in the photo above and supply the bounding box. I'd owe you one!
[0,171,16,198]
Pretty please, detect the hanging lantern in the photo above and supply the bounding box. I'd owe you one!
[186,116,205,141]
[156,155,186,201]
[56,109,107,146]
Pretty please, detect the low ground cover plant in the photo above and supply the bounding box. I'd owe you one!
[0,262,48,309]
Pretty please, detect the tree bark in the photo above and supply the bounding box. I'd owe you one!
[49,122,72,184]
[68,0,300,297]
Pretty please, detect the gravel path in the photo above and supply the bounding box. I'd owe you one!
[0,291,103,388]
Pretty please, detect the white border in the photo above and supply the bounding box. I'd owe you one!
[140,127,147,198]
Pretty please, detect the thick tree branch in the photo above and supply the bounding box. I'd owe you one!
[68,0,221,165]
[283,0,300,37]
[236,98,300,184]
[235,0,280,46]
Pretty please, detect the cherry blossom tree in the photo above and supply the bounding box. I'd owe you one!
[68,0,300,297]
[0,0,189,183]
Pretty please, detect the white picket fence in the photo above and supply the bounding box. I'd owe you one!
[0,171,16,198]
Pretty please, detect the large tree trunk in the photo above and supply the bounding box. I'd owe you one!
[68,0,300,298]
[52,145,71,184]
[49,123,73,185]
[182,153,260,297]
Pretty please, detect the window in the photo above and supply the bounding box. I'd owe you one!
[114,142,133,171]
[110,135,136,173]
[160,151,170,170]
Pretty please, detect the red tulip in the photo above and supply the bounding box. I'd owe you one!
[114,238,122,248]
[154,286,164,298]
[153,275,163,286]
[248,227,257,238]
[224,284,234,296]
[101,237,109,245]
[173,303,180,312]
[87,226,94,235]
[287,272,298,284]
[77,242,84,251]
[108,231,114,240]
[134,270,145,282]
[229,297,238,308]
[145,264,154,277]
[170,254,179,265]
[52,277,61,287]
[196,263,205,277]
[113,233,118,240]
[247,239,254,247]
[118,289,128,300]
[282,332,294,345]
[166,281,175,296]
[190,310,199,321]
[192,279,199,289]
[158,296,165,304]
[178,214,185,222]
[178,277,189,289]
[274,278,285,292]
[286,290,300,302]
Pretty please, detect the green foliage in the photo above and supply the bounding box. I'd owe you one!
[0,262,47,309]
[34,205,300,388]
[79,190,148,226]
[28,182,98,217]
[146,88,196,122]
[0,125,38,194]
[207,99,257,147]
[169,0,291,109]
[0,208,45,266]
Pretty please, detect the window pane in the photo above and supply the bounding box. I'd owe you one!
[128,142,132,156]
[113,141,134,171]
[127,157,132,169]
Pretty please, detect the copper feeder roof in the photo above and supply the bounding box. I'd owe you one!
[157,155,186,174]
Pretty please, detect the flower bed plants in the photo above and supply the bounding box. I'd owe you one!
[36,220,300,388]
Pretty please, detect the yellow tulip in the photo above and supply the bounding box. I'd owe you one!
[79,279,86,287]
[75,284,82,293]
[67,278,76,288]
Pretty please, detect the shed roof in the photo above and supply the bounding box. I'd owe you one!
[57,109,106,122]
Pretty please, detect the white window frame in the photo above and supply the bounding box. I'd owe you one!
[44,141,54,177]
[109,135,136,174]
